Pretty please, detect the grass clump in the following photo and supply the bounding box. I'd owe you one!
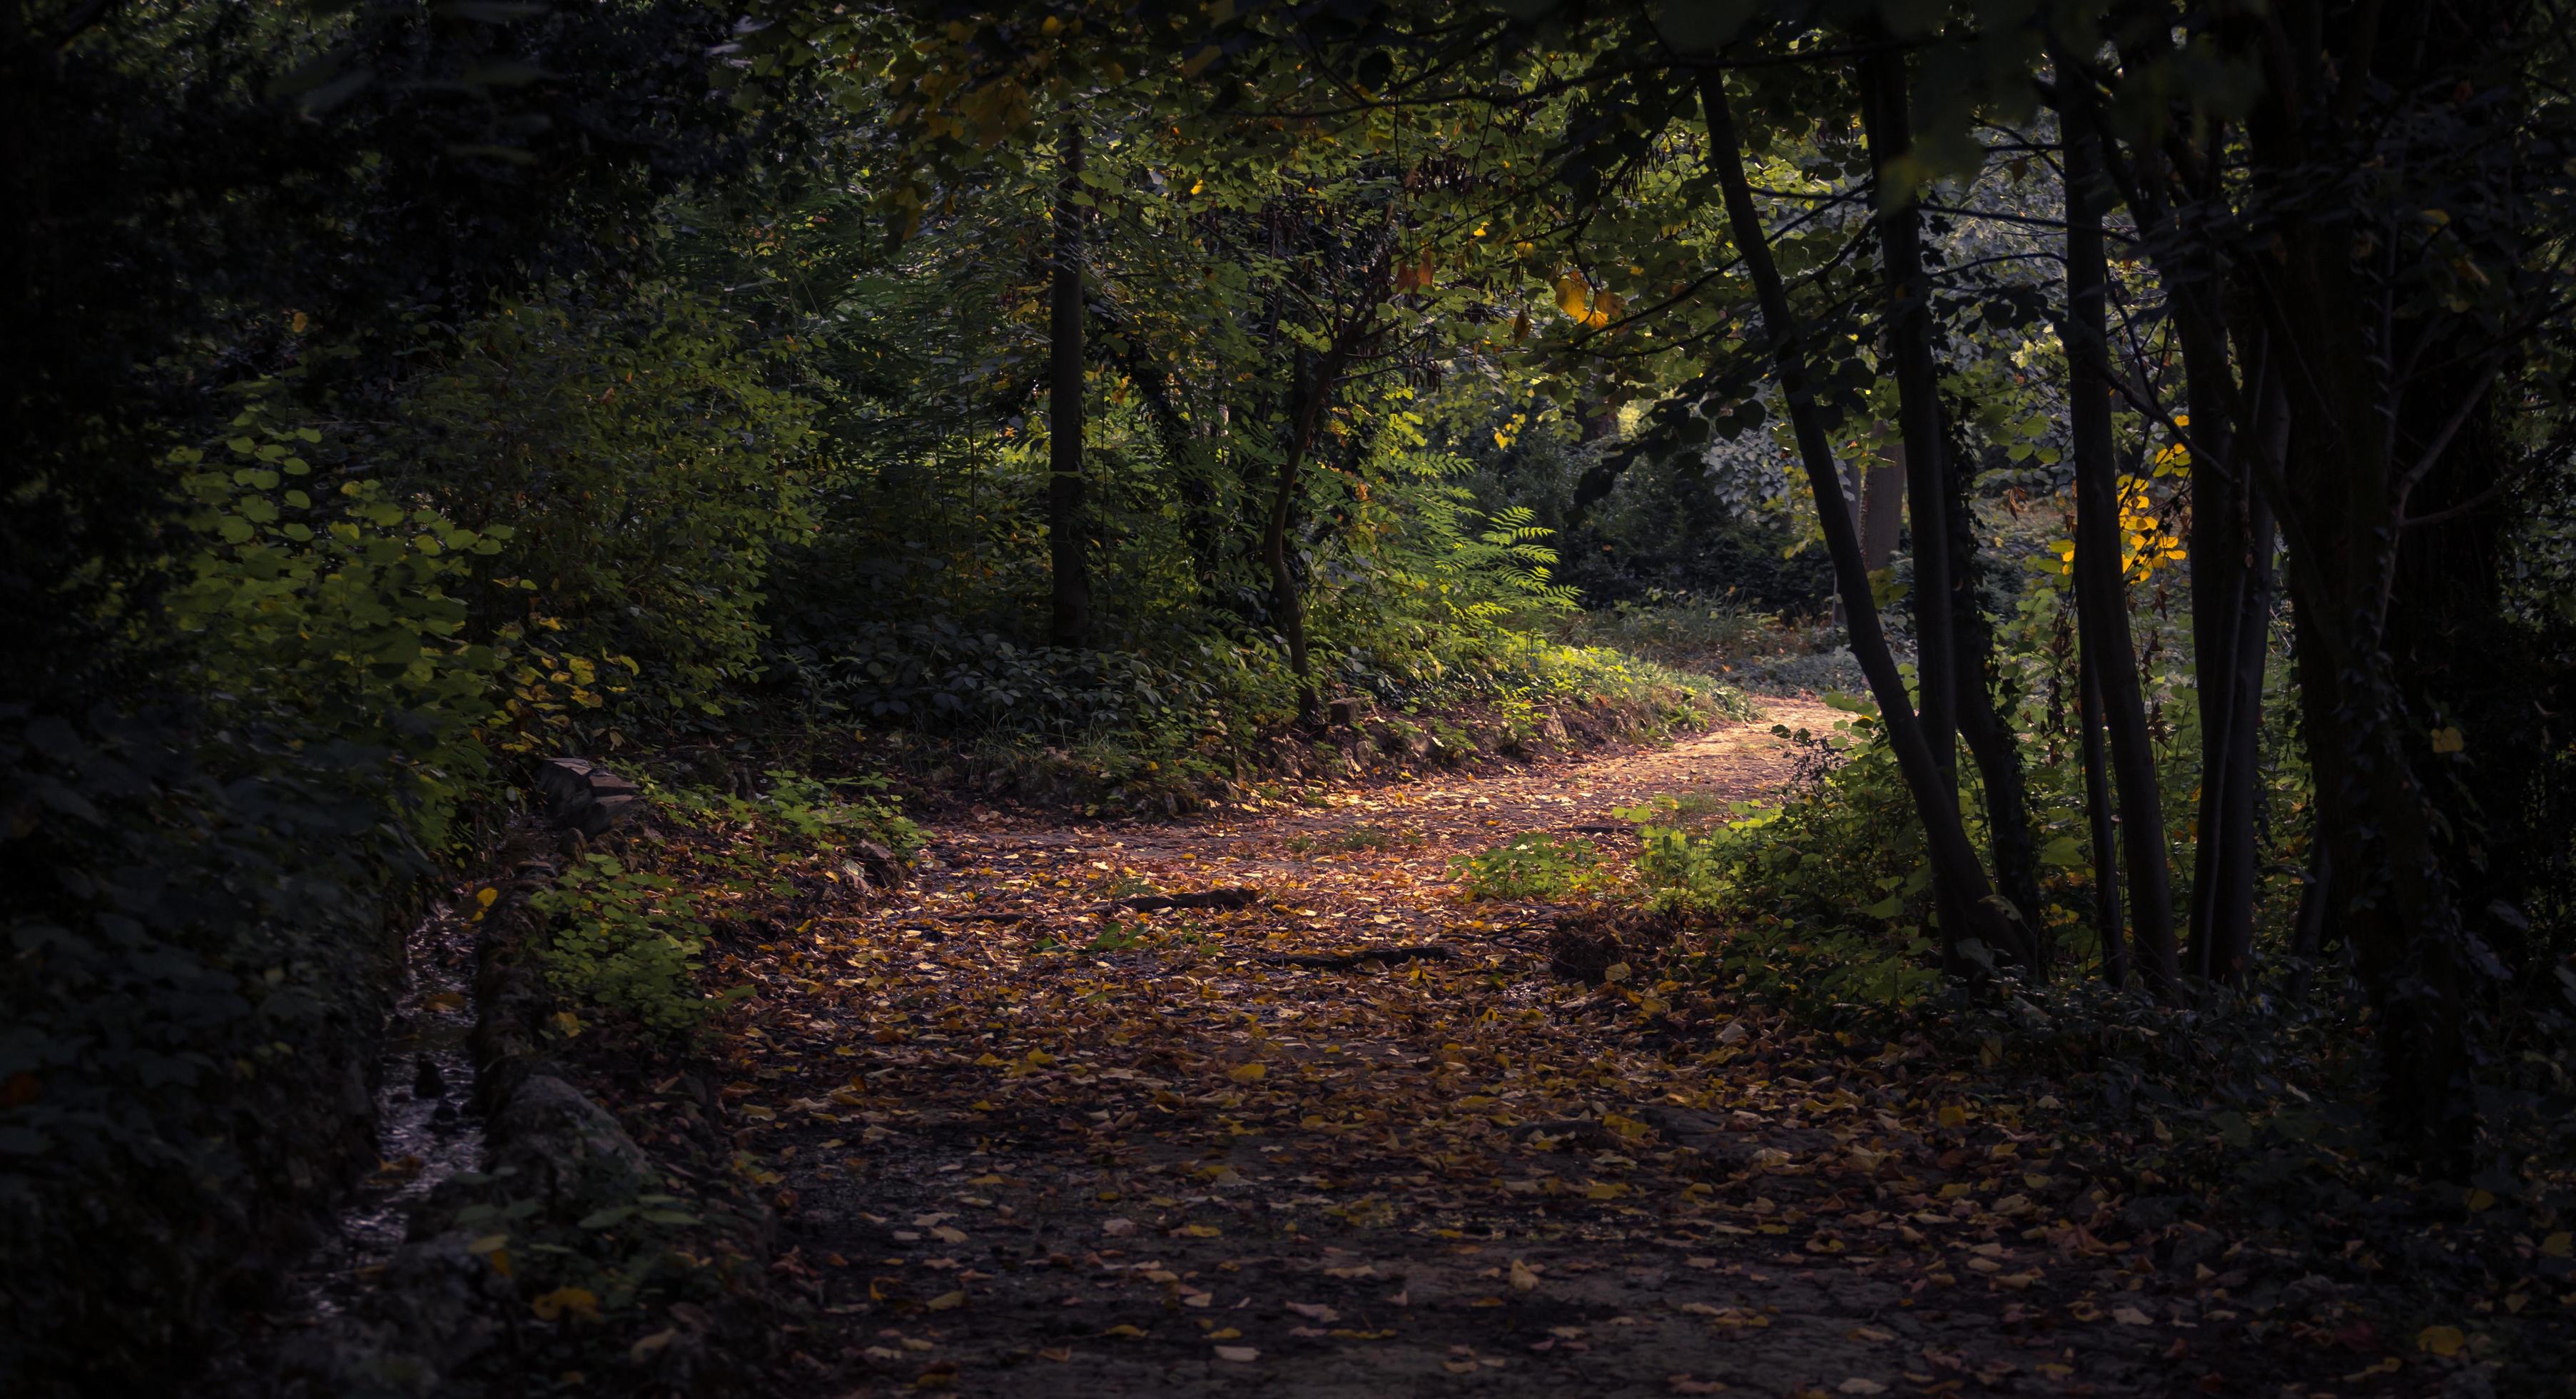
[1452,832,1609,901]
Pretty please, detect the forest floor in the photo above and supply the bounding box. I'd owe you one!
[709,703,2452,1398]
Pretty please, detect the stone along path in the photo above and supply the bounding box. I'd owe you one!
[721,704,2215,1397]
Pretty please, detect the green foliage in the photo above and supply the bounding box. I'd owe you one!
[662,769,923,865]
[166,395,509,847]
[1451,833,1608,901]
[529,856,724,1035]
[384,283,819,735]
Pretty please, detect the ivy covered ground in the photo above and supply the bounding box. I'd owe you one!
[606,707,2547,1398]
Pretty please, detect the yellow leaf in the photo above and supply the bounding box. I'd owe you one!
[2417,1325,2466,1357]
[1553,271,1591,320]
[2430,727,2465,754]
[1937,1105,1966,1128]
[2540,1231,2572,1258]
[928,1290,967,1311]
[475,887,499,907]
[466,1233,513,1278]
[549,1011,583,1039]
[1508,1258,1540,1291]
[1102,1323,1147,1338]
[1227,1062,1267,1083]
[532,1286,602,1322]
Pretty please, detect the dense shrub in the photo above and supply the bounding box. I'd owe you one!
[380,283,819,734]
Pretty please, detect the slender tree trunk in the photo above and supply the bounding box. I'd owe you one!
[2182,358,2248,982]
[1856,49,1961,797]
[1700,74,2033,969]
[1947,429,2045,942]
[2076,627,2128,986]
[1830,437,1902,627]
[2063,123,2181,995]
[2190,485,2276,984]
[1046,121,1092,647]
[1862,439,1905,572]
[2181,319,2283,986]
[1857,49,1982,960]
[2291,840,2331,959]
[1264,348,1327,720]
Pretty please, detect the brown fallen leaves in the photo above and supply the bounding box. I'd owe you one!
[599,724,2478,1394]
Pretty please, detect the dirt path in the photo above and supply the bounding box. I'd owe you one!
[729,704,2214,1396]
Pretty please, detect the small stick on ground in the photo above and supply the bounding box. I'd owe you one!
[1262,944,1456,971]
[1099,887,1265,913]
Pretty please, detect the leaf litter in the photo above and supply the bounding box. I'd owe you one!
[654,704,2517,1395]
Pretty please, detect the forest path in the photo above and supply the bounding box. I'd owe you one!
[738,703,2197,1397]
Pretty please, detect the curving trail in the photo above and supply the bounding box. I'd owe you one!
[729,703,2218,1396]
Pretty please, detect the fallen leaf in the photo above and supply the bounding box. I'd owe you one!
[2417,1325,2466,1358]
[1214,1345,1259,1363]
[927,1291,966,1311]
[1286,1302,1341,1323]
[531,1286,601,1323]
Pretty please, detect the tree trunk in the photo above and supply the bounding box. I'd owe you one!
[1700,73,2033,969]
[1947,425,2045,942]
[1856,49,1960,797]
[1264,348,1326,720]
[1829,435,1902,628]
[1858,49,1994,964]
[2063,122,2181,996]
[2180,343,2283,986]
[2079,626,2127,986]
[1862,439,1905,572]
[1046,121,1092,648]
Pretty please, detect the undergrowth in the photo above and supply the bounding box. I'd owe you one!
[529,769,922,1040]
[1451,833,1609,900]
[857,642,1740,814]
